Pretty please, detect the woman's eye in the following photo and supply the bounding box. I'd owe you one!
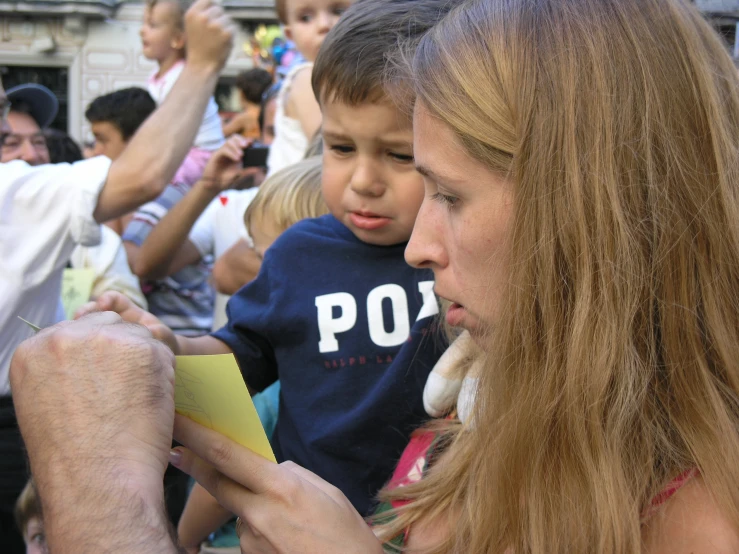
[430,192,459,209]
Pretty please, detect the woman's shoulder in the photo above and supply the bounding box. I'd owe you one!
[643,475,739,553]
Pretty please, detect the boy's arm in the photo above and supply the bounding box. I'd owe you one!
[130,135,250,280]
[212,238,262,295]
[93,0,234,223]
[75,291,232,357]
[288,68,322,142]
[222,112,247,138]
[177,482,233,552]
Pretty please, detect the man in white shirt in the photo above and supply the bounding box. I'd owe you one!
[0,1,234,548]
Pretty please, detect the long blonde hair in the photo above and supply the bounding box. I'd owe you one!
[376,0,739,552]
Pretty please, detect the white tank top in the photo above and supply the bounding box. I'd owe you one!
[266,62,313,176]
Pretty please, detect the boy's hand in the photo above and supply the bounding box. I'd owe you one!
[201,135,257,192]
[75,292,179,354]
[184,0,235,73]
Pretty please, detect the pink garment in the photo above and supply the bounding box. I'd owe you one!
[174,147,213,187]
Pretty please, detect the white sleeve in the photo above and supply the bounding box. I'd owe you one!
[0,157,111,283]
[188,196,220,258]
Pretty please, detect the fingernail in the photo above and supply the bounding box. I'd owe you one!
[169,449,183,467]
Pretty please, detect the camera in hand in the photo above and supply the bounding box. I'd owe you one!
[242,142,270,168]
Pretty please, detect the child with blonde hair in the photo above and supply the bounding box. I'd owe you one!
[177,156,326,554]
[265,0,352,174]
[140,0,225,185]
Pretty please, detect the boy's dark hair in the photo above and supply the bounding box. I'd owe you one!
[235,68,274,105]
[312,0,457,105]
[44,129,83,164]
[85,87,156,141]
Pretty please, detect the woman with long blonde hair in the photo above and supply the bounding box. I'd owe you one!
[170,0,739,551]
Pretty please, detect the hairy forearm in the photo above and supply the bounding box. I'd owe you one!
[94,65,219,223]
[136,183,216,279]
[37,461,178,554]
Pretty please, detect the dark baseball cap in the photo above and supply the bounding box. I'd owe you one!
[6,83,59,129]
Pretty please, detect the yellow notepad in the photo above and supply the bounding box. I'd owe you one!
[175,354,276,462]
[61,268,96,320]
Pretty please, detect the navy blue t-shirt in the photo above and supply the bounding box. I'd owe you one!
[213,214,443,515]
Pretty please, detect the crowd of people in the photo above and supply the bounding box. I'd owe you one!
[3,0,739,552]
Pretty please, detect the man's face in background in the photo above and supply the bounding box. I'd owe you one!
[1,110,50,165]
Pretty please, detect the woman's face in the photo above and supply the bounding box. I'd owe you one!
[406,102,514,340]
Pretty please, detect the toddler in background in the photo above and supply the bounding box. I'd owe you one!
[14,480,47,554]
[177,156,327,554]
[266,0,352,174]
[140,0,225,185]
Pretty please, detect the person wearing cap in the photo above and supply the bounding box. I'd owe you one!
[1,83,58,165]
[0,1,235,550]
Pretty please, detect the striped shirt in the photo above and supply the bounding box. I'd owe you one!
[123,182,214,336]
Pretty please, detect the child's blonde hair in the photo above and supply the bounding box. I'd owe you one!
[244,156,327,233]
[14,479,40,534]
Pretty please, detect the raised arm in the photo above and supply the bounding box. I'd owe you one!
[93,0,235,223]
[212,238,262,295]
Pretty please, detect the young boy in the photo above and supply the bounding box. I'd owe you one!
[85,87,157,235]
[87,0,455,517]
[222,68,273,140]
[266,0,352,174]
[141,0,225,185]
[14,480,47,554]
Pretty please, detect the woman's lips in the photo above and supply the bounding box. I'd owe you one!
[349,212,391,230]
[445,302,465,327]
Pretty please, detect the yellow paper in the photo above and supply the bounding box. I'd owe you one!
[174,354,276,462]
[61,268,96,320]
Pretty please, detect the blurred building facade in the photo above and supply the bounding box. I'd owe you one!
[0,0,275,141]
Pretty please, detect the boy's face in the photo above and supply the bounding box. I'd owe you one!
[91,121,127,161]
[140,3,184,63]
[283,0,352,62]
[321,99,422,246]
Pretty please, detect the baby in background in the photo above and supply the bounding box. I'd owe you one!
[266,0,353,174]
[140,0,225,185]
[177,155,327,554]
[14,480,47,554]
